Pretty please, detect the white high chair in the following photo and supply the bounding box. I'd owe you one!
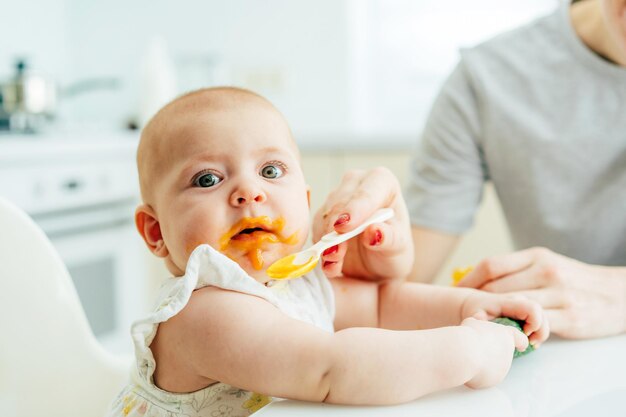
[0,197,130,417]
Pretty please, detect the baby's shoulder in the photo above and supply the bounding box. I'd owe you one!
[151,286,266,391]
[158,284,279,340]
[165,285,249,330]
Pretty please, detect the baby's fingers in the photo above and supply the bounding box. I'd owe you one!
[510,327,529,352]
[528,310,550,346]
[500,298,544,335]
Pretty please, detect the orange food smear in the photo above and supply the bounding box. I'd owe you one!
[219,216,298,270]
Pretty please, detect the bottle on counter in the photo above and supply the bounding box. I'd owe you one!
[137,37,178,128]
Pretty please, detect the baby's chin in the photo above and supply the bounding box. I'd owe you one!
[245,247,317,285]
[222,242,305,283]
[247,268,273,284]
[233,253,279,284]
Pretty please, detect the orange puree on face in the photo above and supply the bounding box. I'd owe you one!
[219,216,298,270]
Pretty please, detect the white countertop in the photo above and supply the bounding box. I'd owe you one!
[258,334,626,417]
[0,130,139,165]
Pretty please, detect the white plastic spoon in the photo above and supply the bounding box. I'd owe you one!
[266,208,395,280]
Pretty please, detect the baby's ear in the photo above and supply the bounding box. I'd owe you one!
[135,204,169,258]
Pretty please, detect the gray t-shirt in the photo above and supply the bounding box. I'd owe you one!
[406,0,626,266]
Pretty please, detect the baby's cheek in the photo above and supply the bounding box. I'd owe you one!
[182,229,211,256]
[184,240,203,256]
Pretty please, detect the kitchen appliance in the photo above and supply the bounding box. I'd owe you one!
[0,60,120,133]
[0,60,56,132]
[0,133,150,355]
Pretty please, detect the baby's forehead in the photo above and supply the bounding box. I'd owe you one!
[166,88,273,118]
[163,93,284,136]
[180,95,296,143]
[138,88,300,192]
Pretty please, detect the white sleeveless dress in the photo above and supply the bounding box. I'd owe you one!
[108,244,335,417]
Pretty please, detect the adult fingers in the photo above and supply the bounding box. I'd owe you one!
[321,242,348,278]
[544,309,575,339]
[509,289,569,309]
[318,167,400,238]
[312,170,365,242]
[456,248,538,289]
[480,265,544,293]
[359,222,404,253]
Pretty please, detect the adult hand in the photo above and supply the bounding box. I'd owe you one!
[457,247,626,339]
[312,167,414,281]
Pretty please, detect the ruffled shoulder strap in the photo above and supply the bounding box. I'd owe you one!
[131,244,283,386]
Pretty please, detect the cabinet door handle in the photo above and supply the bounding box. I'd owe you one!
[63,179,82,191]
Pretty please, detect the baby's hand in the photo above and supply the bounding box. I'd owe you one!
[461,317,528,389]
[461,291,550,348]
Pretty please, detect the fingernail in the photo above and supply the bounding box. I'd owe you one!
[370,229,383,246]
[334,213,350,227]
[322,245,339,256]
[323,260,337,268]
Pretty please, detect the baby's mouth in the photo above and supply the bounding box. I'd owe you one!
[222,217,280,244]
[219,216,298,270]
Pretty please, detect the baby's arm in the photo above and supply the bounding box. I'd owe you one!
[332,277,472,330]
[331,277,549,392]
[154,285,521,405]
[333,276,549,347]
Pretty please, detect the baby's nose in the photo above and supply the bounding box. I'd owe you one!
[230,186,267,207]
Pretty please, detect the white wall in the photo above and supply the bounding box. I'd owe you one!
[0,0,70,81]
[347,0,559,137]
[64,0,353,136]
[1,0,557,144]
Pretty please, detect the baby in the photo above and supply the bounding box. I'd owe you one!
[108,87,549,416]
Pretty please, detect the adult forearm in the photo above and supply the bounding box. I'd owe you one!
[409,226,460,283]
[324,326,480,405]
[378,281,474,330]
[604,266,626,334]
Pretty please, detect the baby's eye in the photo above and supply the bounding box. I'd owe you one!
[193,172,222,188]
[260,164,284,179]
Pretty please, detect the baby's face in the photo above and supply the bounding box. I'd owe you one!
[149,101,310,281]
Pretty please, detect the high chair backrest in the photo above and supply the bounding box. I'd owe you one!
[0,196,130,417]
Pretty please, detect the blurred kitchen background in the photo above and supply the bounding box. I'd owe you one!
[0,0,557,355]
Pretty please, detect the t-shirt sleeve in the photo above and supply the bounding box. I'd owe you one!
[405,58,488,234]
